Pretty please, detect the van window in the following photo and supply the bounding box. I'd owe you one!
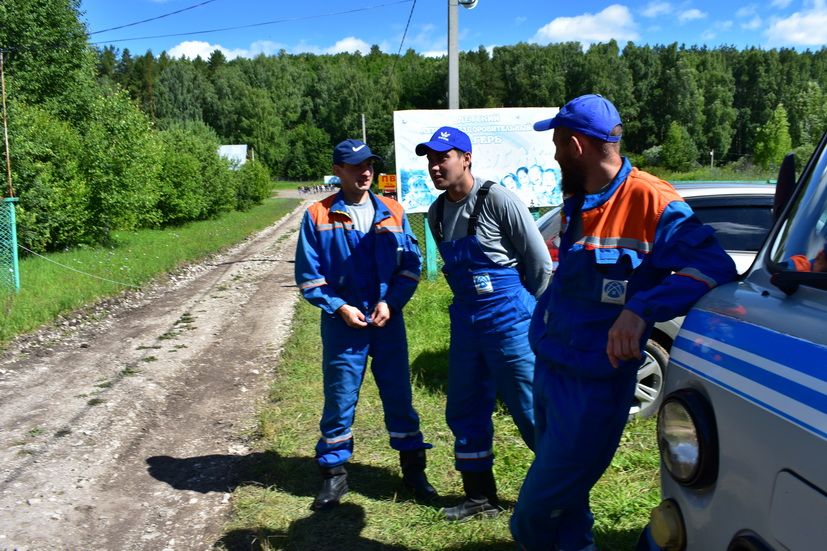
[690,202,773,252]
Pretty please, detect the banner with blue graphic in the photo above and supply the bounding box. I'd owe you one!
[393,108,562,213]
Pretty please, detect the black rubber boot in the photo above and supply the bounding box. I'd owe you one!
[312,465,348,511]
[400,449,439,502]
[442,470,500,521]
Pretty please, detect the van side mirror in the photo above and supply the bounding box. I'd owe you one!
[773,153,796,221]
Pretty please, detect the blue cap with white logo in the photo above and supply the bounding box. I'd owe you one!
[415,126,472,156]
[533,94,623,143]
[333,139,382,165]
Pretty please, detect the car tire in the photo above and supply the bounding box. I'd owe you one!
[629,340,669,420]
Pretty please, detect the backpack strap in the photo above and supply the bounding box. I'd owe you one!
[467,181,495,236]
[434,192,447,242]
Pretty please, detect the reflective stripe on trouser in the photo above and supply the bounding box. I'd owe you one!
[315,312,427,468]
[510,362,637,551]
[446,312,536,472]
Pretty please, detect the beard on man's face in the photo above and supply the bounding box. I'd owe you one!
[560,160,586,195]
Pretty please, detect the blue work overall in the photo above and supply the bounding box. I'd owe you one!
[437,182,536,472]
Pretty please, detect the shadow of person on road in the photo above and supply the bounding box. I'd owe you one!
[146,450,425,503]
[217,502,414,551]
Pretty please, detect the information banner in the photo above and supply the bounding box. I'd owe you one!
[393,108,562,213]
[378,174,397,192]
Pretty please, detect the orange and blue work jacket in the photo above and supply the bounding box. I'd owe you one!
[530,158,737,378]
[294,190,422,318]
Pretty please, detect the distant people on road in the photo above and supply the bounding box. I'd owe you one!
[510,94,737,550]
[416,126,552,522]
[294,139,437,511]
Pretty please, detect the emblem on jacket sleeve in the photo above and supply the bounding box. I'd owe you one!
[601,279,628,304]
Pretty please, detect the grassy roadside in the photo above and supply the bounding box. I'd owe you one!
[224,278,660,551]
[0,197,300,347]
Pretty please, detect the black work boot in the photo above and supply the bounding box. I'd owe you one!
[312,465,348,511]
[400,449,439,502]
[442,470,500,521]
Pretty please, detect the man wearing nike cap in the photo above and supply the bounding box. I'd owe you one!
[416,126,552,521]
[510,94,736,550]
[295,138,436,511]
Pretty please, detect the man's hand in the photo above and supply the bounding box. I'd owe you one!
[337,304,368,328]
[370,301,391,327]
[607,309,647,369]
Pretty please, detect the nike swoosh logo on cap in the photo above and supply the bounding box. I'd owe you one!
[352,145,366,152]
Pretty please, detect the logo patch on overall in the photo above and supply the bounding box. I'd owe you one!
[601,279,627,304]
[473,273,494,294]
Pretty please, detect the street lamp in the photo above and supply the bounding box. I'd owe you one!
[448,0,478,109]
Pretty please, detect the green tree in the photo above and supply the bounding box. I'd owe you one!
[661,121,698,171]
[754,104,792,169]
[282,124,330,180]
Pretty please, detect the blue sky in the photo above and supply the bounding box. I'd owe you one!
[80,0,827,60]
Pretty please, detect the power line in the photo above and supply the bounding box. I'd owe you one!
[89,1,414,47]
[89,0,219,36]
[389,0,418,80]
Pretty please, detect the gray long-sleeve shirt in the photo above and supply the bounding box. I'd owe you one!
[427,177,553,297]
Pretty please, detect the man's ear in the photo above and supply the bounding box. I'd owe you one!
[569,134,586,158]
[462,151,472,169]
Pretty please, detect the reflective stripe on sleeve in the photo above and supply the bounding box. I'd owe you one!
[676,267,718,288]
[299,278,327,290]
[576,235,653,253]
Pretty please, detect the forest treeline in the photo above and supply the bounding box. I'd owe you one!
[3,0,827,251]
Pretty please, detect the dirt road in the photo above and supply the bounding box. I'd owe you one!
[0,196,316,551]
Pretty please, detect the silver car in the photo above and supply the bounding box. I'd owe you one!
[536,181,776,418]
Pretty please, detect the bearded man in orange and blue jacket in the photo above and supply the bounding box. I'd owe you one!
[510,95,738,550]
[295,139,436,511]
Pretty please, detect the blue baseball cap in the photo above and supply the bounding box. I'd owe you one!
[333,139,382,165]
[533,94,622,142]
[415,126,472,156]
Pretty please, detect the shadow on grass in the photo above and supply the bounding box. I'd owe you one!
[410,349,450,395]
[146,450,431,502]
[217,502,413,551]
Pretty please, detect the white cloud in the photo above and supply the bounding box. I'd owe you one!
[771,0,793,7]
[736,5,757,18]
[167,41,252,60]
[532,4,639,45]
[741,16,762,29]
[766,4,827,45]
[678,9,707,22]
[641,1,672,18]
[515,16,528,25]
[421,50,448,58]
[324,37,372,55]
[719,20,734,30]
[701,30,716,40]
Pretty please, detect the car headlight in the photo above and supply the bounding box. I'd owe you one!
[657,389,718,489]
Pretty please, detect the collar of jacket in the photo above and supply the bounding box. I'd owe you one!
[329,190,393,225]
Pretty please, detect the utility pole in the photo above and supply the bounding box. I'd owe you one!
[447,0,478,110]
[361,113,367,143]
[710,150,714,170]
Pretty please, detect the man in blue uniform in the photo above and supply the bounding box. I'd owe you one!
[294,139,436,511]
[417,127,552,521]
[510,95,738,550]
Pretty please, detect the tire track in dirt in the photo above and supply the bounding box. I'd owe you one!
[0,198,315,551]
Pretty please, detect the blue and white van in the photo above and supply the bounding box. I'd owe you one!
[639,132,827,551]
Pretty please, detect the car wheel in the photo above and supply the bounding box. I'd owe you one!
[629,340,668,419]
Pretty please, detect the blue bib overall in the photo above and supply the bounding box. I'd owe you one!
[436,182,536,472]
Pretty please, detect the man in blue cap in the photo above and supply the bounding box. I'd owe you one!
[510,95,737,550]
[295,138,437,511]
[416,127,552,521]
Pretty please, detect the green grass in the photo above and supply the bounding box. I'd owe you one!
[225,278,660,551]
[0,197,300,348]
